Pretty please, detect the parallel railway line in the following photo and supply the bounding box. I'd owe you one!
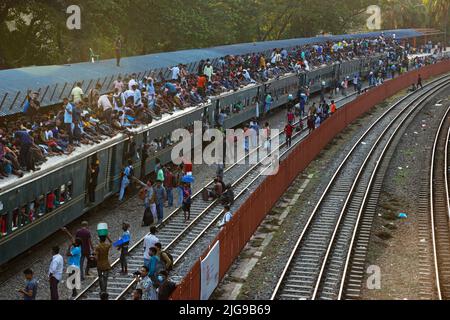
[271,75,450,300]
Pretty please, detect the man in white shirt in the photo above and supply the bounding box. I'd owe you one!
[71,82,84,104]
[169,65,180,81]
[98,94,113,124]
[128,74,138,91]
[143,226,159,267]
[48,246,64,300]
[113,77,125,93]
[203,60,213,82]
[218,205,233,228]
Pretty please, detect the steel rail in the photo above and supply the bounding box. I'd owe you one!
[76,82,366,300]
[334,85,450,300]
[429,105,450,300]
[271,74,450,300]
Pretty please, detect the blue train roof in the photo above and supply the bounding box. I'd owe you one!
[0,29,423,116]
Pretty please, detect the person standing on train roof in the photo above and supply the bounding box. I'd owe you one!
[204,60,214,82]
[48,246,64,300]
[119,159,134,202]
[71,82,84,104]
[128,74,138,91]
[63,98,74,146]
[113,76,125,93]
[169,64,180,81]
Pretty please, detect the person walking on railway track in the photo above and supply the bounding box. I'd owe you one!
[154,242,173,271]
[19,269,37,300]
[136,178,157,226]
[95,235,113,297]
[182,182,192,221]
[173,164,184,207]
[146,247,161,280]
[417,74,423,89]
[48,246,64,300]
[164,166,174,208]
[143,226,159,267]
[116,222,131,275]
[154,180,167,224]
[75,221,94,280]
[61,227,82,298]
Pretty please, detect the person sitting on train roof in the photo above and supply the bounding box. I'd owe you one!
[1,34,441,186]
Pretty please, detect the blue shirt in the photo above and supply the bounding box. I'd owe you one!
[147,80,155,95]
[14,130,33,145]
[24,279,37,300]
[155,186,166,204]
[64,103,73,124]
[68,246,81,268]
[162,83,177,94]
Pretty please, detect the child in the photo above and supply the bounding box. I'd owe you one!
[115,223,131,275]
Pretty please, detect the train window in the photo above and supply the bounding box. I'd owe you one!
[36,195,45,217]
[46,191,56,213]
[28,201,36,223]
[11,208,19,232]
[0,212,8,237]
[54,188,61,208]
[67,181,73,201]
[19,205,30,227]
[59,184,67,205]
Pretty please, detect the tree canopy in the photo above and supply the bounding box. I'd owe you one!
[0,0,447,69]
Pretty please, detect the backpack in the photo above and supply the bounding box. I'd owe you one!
[162,251,174,271]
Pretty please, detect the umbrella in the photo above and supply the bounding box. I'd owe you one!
[181,175,195,184]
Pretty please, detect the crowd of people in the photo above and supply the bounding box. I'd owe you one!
[1,34,441,185]
[11,34,448,300]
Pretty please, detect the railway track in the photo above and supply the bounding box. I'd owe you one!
[429,103,450,300]
[75,93,325,300]
[271,75,450,300]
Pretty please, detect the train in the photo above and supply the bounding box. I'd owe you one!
[0,29,432,265]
